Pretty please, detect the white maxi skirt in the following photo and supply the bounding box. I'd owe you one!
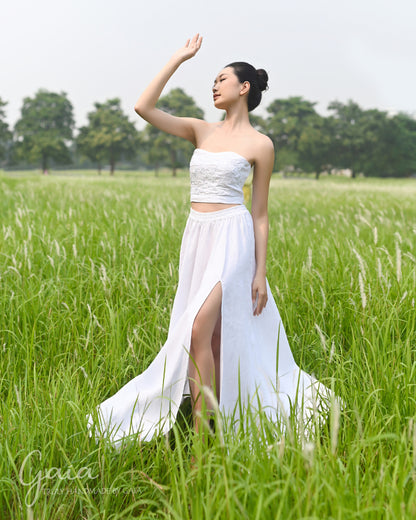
[88,205,334,444]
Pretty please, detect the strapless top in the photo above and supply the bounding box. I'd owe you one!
[190,148,252,204]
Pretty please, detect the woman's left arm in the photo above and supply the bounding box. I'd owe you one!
[251,138,275,316]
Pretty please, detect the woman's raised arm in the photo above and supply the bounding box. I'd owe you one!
[134,34,204,145]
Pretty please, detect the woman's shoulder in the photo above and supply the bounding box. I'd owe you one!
[250,130,274,158]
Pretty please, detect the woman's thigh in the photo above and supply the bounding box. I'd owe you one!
[191,282,222,347]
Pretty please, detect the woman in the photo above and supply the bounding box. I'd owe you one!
[88,35,334,444]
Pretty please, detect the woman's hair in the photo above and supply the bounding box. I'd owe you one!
[225,62,269,111]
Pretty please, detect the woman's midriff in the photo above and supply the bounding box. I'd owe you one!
[191,202,240,213]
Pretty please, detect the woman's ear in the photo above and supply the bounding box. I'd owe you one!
[240,81,250,96]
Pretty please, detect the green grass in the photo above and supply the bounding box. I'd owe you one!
[0,170,415,519]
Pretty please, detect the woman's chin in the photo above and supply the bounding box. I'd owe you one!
[213,99,226,110]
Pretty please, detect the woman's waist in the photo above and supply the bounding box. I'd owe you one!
[191,202,241,213]
[189,203,249,221]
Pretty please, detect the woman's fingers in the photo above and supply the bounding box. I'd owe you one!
[178,34,202,61]
[254,293,267,315]
[259,293,268,314]
[190,35,202,54]
[185,34,200,48]
[190,33,199,44]
[252,285,268,316]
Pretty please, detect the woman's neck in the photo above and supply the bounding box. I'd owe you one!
[222,105,250,131]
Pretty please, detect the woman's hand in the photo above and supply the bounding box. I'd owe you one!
[252,273,268,316]
[172,34,203,64]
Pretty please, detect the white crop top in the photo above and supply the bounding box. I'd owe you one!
[190,148,252,204]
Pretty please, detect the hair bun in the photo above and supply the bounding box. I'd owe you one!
[256,69,269,92]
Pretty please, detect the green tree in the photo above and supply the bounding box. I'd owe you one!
[143,88,204,176]
[0,98,12,164]
[327,104,416,178]
[361,111,416,177]
[76,126,107,174]
[388,113,416,177]
[141,124,170,176]
[357,108,391,177]
[297,115,334,179]
[77,98,140,175]
[326,100,367,178]
[14,89,74,171]
[265,96,319,172]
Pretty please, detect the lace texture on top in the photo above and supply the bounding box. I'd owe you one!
[190,149,252,204]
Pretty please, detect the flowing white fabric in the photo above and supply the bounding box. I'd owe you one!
[87,205,333,444]
[87,151,335,445]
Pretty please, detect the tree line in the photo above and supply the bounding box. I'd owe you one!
[1,89,415,178]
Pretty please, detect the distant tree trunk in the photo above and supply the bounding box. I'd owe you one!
[110,158,115,175]
[314,164,323,179]
[154,162,159,177]
[351,169,356,178]
[170,150,177,177]
[98,161,102,175]
[42,154,48,173]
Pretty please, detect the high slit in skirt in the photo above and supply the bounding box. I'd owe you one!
[87,204,335,444]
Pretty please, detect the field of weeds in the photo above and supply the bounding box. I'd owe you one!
[1,171,415,519]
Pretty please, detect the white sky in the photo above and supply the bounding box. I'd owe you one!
[1,0,415,131]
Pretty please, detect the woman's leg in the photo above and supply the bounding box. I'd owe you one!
[189,282,222,433]
[211,314,221,401]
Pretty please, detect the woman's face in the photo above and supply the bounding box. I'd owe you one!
[212,67,244,109]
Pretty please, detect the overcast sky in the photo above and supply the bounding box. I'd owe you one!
[1,0,415,130]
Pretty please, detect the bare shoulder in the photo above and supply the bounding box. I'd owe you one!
[251,131,274,165]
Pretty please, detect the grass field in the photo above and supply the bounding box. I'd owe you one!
[0,170,415,519]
